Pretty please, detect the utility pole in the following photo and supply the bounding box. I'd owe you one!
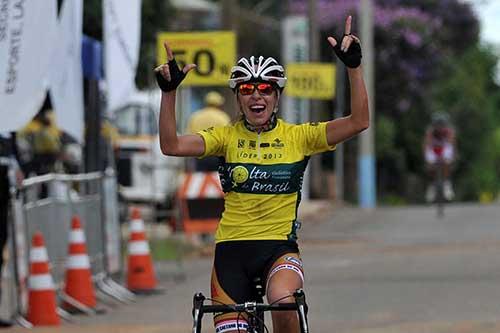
[335,63,346,202]
[308,0,323,198]
[358,0,376,208]
[308,0,320,63]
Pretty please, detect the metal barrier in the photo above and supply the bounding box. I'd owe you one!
[6,170,135,327]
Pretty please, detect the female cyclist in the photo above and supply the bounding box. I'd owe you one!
[155,16,368,333]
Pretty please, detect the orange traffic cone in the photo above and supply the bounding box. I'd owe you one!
[63,215,97,310]
[126,207,158,292]
[27,232,60,326]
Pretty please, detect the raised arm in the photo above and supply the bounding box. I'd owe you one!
[325,16,369,146]
[156,42,205,156]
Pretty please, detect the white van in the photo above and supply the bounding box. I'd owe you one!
[112,90,183,219]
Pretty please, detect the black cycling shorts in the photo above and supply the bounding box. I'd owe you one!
[211,240,300,306]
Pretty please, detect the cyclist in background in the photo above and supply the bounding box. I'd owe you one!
[155,16,368,333]
[423,112,456,202]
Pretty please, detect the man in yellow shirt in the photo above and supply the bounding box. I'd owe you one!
[18,108,63,176]
[186,91,231,171]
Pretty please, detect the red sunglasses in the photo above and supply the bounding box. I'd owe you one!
[238,83,275,96]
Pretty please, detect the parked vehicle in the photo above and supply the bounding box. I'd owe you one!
[112,90,183,220]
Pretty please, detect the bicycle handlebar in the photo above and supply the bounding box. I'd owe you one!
[192,289,309,333]
[201,302,298,313]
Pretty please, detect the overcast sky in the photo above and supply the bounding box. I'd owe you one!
[462,0,500,45]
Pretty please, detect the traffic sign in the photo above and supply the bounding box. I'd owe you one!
[285,63,336,100]
[157,31,236,86]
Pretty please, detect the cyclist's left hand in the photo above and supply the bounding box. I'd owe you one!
[327,16,362,68]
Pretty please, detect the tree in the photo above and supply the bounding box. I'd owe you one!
[289,0,499,202]
[433,45,500,200]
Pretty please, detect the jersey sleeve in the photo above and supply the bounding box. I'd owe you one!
[297,122,336,156]
[196,126,229,158]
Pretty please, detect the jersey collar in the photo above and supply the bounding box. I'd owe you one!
[243,112,278,133]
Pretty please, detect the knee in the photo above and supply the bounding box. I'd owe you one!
[267,277,302,304]
[267,288,296,305]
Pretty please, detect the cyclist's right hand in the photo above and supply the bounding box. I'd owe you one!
[154,41,196,92]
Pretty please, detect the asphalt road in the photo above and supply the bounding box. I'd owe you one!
[10,202,500,333]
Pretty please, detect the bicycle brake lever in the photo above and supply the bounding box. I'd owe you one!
[294,289,310,333]
[293,289,308,314]
[192,293,205,333]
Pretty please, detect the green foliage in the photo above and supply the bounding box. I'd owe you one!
[136,0,175,88]
[433,46,500,200]
[376,115,396,158]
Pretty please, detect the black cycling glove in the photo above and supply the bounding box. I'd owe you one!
[333,34,362,68]
[155,58,186,92]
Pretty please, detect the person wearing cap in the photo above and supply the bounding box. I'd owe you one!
[155,16,368,333]
[186,91,231,171]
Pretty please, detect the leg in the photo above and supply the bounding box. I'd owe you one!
[266,253,304,333]
[211,267,249,333]
[425,163,437,202]
[211,242,258,333]
[424,147,438,202]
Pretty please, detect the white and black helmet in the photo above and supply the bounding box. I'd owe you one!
[228,56,287,90]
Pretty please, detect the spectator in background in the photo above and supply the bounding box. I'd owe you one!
[186,91,231,171]
[17,96,63,176]
[101,117,121,170]
[0,132,23,328]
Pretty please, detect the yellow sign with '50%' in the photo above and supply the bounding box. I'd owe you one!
[285,63,336,100]
[157,31,236,87]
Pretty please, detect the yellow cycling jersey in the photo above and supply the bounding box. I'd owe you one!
[198,119,335,243]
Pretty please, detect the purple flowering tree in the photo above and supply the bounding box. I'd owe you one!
[289,0,480,202]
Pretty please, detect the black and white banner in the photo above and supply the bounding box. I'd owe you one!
[0,0,57,131]
[103,0,141,113]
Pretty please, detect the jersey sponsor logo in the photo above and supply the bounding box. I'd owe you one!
[236,151,284,160]
[271,138,284,148]
[249,140,256,149]
[220,161,308,194]
[251,181,291,193]
[215,320,249,333]
[231,165,249,184]
[236,152,259,159]
[285,256,303,267]
[237,139,245,148]
[268,263,304,282]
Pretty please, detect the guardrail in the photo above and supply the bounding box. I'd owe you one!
[5,169,135,327]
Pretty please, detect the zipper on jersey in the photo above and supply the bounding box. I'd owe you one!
[257,131,261,159]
